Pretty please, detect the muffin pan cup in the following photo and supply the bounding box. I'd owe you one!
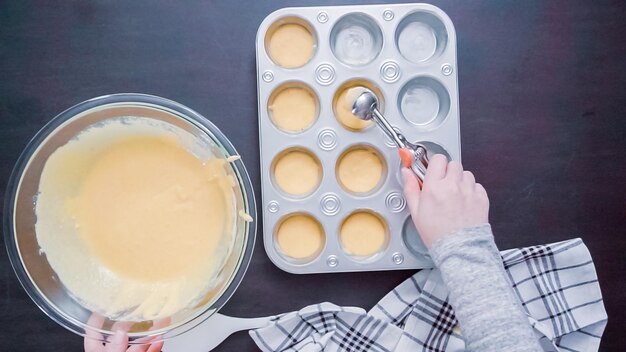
[256,3,460,274]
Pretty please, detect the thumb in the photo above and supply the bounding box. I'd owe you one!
[402,168,421,217]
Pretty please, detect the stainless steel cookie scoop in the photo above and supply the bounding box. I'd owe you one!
[351,88,429,183]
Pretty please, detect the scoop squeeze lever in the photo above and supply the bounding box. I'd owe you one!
[351,88,429,183]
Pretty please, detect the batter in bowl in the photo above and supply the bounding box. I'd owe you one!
[335,86,374,131]
[35,118,236,321]
[276,214,324,260]
[336,147,385,194]
[268,86,317,132]
[273,149,321,196]
[267,23,314,68]
[340,211,387,257]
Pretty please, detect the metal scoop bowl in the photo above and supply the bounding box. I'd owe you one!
[351,88,429,183]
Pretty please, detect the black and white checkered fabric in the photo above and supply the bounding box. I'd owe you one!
[249,238,606,352]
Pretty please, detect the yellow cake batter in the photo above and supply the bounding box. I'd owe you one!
[273,150,321,196]
[335,86,374,131]
[276,214,324,259]
[340,212,387,257]
[35,118,235,321]
[268,23,314,68]
[269,87,317,132]
[337,147,384,194]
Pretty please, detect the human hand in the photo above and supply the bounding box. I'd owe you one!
[402,154,489,247]
[84,314,165,352]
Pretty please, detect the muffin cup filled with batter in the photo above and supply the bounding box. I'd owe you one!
[336,144,387,195]
[274,213,325,263]
[333,79,385,131]
[268,82,319,133]
[265,17,317,69]
[272,147,322,197]
[339,210,389,260]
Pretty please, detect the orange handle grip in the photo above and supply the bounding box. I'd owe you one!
[399,148,414,168]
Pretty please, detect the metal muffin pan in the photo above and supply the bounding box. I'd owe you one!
[256,3,460,273]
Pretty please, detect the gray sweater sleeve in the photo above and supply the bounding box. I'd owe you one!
[429,224,543,352]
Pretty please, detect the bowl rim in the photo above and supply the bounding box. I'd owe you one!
[3,93,257,341]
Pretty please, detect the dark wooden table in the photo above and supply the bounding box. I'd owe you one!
[1,1,624,350]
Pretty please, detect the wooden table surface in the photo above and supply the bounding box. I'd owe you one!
[1,1,624,350]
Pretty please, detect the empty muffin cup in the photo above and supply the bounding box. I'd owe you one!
[265,17,317,68]
[340,210,389,259]
[272,148,322,197]
[418,141,451,160]
[275,213,325,262]
[402,216,430,258]
[395,11,448,63]
[333,79,384,131]
[330,13,383,66]
[336,145,386,195]
[268,82,319,133]
[398,76,450,129]
[395,141,451,184]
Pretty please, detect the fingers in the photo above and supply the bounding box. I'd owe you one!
[103,321,132,352]
[145,318,169,351]
[104,331,129,352]
[85,314,106,352]
[424,154,448,182]
[462,171,476,193]
[110,321,134,332]
[127,343,150,352]
[152,318,172,329]
[86,313,107,328]
[84,338,104,352]
[131,335,156,346]
[85,318,168,352]
[118,338,164,352]
[475,183,488,201]
[402,168,421,218]
[462,170,475,184]
[446,161,463,182]
[147,341,165,352]
[402,168,420,192]
[126,317,169,352]
[475,183,490,221]
[127,344,151,352]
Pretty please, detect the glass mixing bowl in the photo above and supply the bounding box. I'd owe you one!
[3,94,256,343]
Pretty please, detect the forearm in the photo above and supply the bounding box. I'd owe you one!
[429,224,542,352]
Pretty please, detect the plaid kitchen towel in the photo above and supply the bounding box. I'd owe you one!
[250,238,607,351]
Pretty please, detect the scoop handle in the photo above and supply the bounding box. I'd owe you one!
[399,148,414,168]
[399,145,429,186]
[163,313,272,352]
[372,109,406,148]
